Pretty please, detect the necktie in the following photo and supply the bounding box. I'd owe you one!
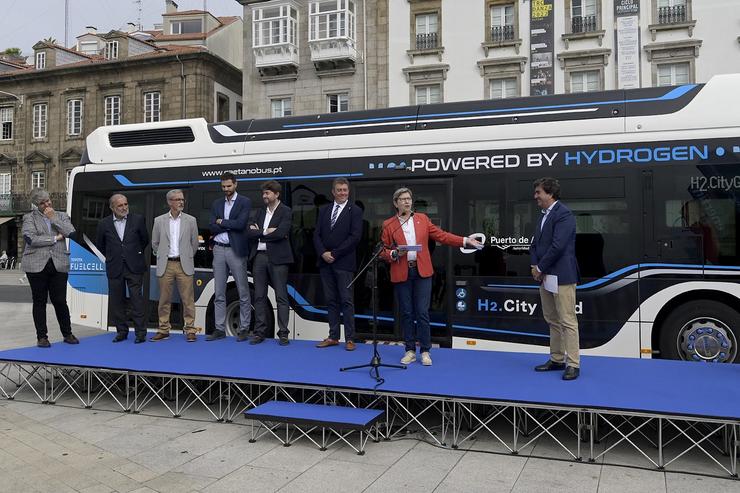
[540,209,548,231]
[330,204,340,229]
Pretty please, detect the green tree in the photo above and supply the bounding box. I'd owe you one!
[1,47,22,56]
[42,37,57,45]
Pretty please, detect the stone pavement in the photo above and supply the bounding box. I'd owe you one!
[0,293,737,492]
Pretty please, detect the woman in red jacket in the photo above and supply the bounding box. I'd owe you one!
[381,187,482,366]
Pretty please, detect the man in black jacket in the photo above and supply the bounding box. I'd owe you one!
[248,180,293,345]
[96,194,150,343]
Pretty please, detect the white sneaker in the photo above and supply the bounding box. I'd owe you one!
[421,352,432,366]
[400,351,416,365]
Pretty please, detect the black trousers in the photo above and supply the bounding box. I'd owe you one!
[107,264,146,338]
[26,259,72,340]
[252,251,290,338]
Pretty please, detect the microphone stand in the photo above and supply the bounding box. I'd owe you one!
[340,241,406,382]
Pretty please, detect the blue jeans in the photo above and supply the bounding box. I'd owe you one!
[395,267,432,353]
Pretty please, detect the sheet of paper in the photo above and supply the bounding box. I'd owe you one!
[544,274,558,294]
[398,244,422,252]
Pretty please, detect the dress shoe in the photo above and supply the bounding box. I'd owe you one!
[186,333,197,342]
[562,366,580,381]
[206,330,225,341]
[249,335,264,345]
[534,360,566,372]
[112,334,128,343]
[150,332,169,342]
[37,337,51,348]
[134,336,146,344]
[316,338,339,348]
[278,335,290,346]
[63,334,80,345]
[345,340,356,351]
[236,330,249,342]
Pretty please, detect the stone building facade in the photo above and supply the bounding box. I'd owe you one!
[0,45,241,258]
[237,0,389,118]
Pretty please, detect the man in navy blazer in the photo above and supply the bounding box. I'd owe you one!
[248,180,293,345]
[96,194,150,343]
[313,178,363,350]
[208,172,252,341]
[530,177,581,380]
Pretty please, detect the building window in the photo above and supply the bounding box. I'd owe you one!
[104,41,119,60]
[104,95,121,126]
[658,0,688,24]
[271,98,292,118]
[33,103,48,140]
[415,84,441,105]
[0,107,12,140]
[31,171,45,190]
[66,169,73,189]
[216,93,230,122]
[570,70,600,93]
[144,92,160,123]
[0,173,10,195]
[67,99,83,136]
[415,13,439,50]
[253,4,299,47]
[309,0,355,41]
[490,78,518,99]
[171,19,203,34]
[236,102,243,120]
[572,0,597,33]
[657,62,690,86]
[490,4,514,42]
[78,40,99,55]
[35,52,46,69]
[327,93,349,113]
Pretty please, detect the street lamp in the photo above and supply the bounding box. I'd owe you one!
[0,90,23,107]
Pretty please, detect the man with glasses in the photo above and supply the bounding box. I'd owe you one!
[151,190,200,342]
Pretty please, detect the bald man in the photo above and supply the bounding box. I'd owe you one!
[96,194,150,343]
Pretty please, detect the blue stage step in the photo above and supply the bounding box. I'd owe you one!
[245,401,384,430]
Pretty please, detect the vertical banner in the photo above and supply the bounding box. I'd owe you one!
[615,0,641,89]
[530,0,554,96]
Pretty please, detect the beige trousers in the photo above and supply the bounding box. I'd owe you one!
[158,260,197,335]
[539,283,580,368]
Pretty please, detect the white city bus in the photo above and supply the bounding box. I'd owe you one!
[67,73,740,363]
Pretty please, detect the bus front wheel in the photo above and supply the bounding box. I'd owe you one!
[222,288,275,338]
[659,300,739,363]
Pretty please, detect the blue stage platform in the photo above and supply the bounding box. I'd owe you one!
[0,333,738,422]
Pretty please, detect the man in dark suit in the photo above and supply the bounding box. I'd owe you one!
[96,193,150,343]
[248,180,293,346]
[313,178,363,351]
[208,171,252,341]
[530,177,581,380]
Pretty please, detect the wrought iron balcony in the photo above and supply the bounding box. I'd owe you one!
[491,25,515,42]
[658,5,687,24]
[415,32,439,50]
[571,15,597,33]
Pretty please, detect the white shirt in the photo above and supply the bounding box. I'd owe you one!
[113,215,127,241]
[214,192,237,244]
[330,200,348,227]
[168,212,181,258]
[540,200,558,231]
[399,215,418,261]
[257,201,279,251]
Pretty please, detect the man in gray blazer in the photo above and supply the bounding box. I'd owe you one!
[22,189,79,347]
[151,189,200,342]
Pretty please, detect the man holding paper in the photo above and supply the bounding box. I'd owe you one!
[381,187,482,366]
[530,177,581,380]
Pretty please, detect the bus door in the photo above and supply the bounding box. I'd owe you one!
[353,180,453,346]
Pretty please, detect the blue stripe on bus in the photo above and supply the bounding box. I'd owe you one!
[113,173,364,187]
[451,324,550,339]
[282,85,697,129]
[486,262,740,290]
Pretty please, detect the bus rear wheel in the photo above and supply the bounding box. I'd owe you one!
[659,300,739,363]
[223,288,274,339]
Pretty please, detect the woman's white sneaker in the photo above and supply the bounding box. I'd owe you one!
[421,352,432,366]
[400,351,416,365]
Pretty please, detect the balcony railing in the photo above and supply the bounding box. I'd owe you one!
[571,15,597,33]
[415,32,439,50]
[491,25,515,42]
[658,5,687,24]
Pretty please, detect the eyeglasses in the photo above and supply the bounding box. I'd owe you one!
[169,198,185,202]
[397,197,413,202]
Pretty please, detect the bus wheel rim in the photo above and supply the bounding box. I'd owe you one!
[677,317,736,363]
